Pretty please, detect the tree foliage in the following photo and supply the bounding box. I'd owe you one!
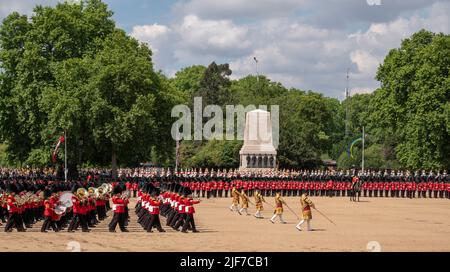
[0,1,179,174]
[370,30,450,169]
[1,1,448,172]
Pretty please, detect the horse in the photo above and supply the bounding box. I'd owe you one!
[350,180,363,202]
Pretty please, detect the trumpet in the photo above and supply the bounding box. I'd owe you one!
[121,190,131,200]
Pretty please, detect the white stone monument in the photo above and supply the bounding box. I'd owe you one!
[239,109,277,169]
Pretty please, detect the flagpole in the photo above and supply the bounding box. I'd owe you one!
[175,123,180,173]
[362,126,365,172]
[64,131,67,182]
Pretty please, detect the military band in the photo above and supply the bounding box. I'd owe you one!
[0,166,448,233]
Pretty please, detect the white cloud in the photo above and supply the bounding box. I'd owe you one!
[2,0,449,99]
[175,15,251,55]
[131,24,171,42]
[172,0,307,20]
[0,0,58,20]
[130,24,171,53]
[350,50,379,75]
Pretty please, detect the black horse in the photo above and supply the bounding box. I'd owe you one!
[350,180,363,202]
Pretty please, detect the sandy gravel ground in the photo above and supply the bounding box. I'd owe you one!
[0,196,449,252]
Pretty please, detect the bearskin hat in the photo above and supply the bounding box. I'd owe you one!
[113,185,123,195]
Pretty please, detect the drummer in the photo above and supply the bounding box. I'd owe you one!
[41,187,59,232]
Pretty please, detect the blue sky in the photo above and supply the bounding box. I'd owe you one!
[1,0,449,99]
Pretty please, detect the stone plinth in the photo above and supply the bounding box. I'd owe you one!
[239,109,277,169]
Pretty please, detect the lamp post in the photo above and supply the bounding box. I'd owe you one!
[254,57,259,82]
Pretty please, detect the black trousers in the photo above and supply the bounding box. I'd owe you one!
[166,209,177,226]
[97,205,106,220]
[68,213,88,231]
[109,213,126,231]
[174,213,186,230]
[4,213,25,231]
[146,214,164,232]
[182,214,197,232]
[170,213,181,228]
[0,207,6,222]
[41,216,58,232]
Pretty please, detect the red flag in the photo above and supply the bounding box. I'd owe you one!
[52,135,65,163]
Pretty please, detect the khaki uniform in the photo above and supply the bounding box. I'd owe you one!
[240,191,249,209]
[255,193,264,211]
[274,195,283,215]
[231,188,239,205]
[300,194,314,220]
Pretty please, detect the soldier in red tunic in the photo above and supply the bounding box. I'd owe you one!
[41,188,59,232]
[181,186,200,233]
[109,185,129,232]
[145,187,165,233]
[68,186,90,232]
[132,182,138,198]
[224,180,230,198]
[4,184,26,232]
[217,179,224,197]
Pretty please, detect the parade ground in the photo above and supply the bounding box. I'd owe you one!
[0,197,449,252]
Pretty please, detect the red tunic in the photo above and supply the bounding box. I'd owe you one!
[185,198,200,214]
[112,196,128,214]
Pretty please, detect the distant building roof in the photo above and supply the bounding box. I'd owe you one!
[323,159,337,166]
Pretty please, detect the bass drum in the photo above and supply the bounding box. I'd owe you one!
[59,191,74,208]
[53,205,67,221]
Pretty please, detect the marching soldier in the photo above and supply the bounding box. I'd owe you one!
[146,187,165,233]
[296,193,314,231]
[41,188,59,232]
[254,190,265,219]
[108,186,129,232]
[4,184,26,232]
[270,192,286,224]
[237,189,250,215]
[229,186,240,213]
[68,187,90,232]
[181,187,200,233]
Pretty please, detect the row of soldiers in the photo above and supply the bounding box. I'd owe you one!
[172,170,450,199]
[135,182,200,233]
[0,179,116,232]
[229,187,317,231]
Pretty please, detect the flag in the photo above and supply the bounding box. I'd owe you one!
[346,137,362,159]
[52,135,65,163]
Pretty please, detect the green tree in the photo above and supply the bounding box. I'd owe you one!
[372,30,450,169]
[171,65,206,101]
[0,0,115,169]
[274,91,341,168]
[196,62,233,106]
[0,1,179,176]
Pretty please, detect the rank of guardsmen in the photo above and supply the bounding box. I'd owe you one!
[0,167,448,233]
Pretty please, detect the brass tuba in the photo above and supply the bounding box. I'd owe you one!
[76,188,87,198]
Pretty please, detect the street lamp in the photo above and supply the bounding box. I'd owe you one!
[254,57,259,82]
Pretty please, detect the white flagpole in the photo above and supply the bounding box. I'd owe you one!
[362,126,365,172]
[175,123,180,173]
[64,131,68,182]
